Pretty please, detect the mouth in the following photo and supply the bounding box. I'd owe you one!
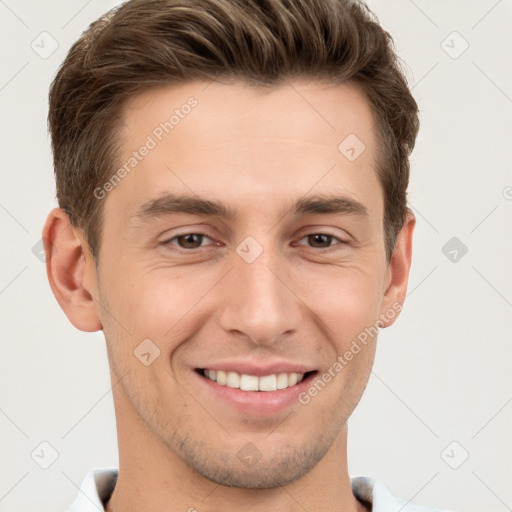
[195,368,318,392]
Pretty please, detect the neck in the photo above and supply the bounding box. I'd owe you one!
[105,390,368,512]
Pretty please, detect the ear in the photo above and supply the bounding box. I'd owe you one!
[379,210,415,327]
[42,208,102,332]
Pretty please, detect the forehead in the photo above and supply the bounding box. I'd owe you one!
[121,79,376,148]
[108,80,381,224]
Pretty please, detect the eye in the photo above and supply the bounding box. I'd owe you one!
[162,231,346,251]
[164,232,214,249]
[296,233,345,249]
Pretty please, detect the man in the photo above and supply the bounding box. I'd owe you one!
[43,0,449,510]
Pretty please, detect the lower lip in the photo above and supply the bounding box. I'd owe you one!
[193,370,317,415]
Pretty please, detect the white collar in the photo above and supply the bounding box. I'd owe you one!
[67,467,450,512]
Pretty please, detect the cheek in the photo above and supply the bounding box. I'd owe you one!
[102,261,200,334]
[100,263,223,379]
[300,265,385,338]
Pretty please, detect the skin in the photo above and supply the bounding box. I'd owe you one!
[43,80,414,512]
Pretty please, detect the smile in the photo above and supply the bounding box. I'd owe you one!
[198,369,314,391]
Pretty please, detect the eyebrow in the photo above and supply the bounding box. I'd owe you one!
[132,193,368,223]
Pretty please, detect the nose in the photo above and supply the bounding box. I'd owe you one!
[218,245,303,346]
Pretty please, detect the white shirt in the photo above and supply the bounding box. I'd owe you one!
[67,467,451,512]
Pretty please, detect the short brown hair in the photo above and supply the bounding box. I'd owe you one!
[48,0,419,262]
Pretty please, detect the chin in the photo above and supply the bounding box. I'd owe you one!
[170,432,332,489]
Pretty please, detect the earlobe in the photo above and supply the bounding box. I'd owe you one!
[42,208,103,332]
[380,211,415,328]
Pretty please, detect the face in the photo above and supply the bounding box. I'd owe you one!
[87,80,403,487]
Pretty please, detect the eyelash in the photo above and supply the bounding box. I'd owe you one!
[162,231,347,252]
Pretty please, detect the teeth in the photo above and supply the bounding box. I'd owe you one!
[226,371,240,388]
[205,369,216,380]
[203,369,305,391]
[216,370,227,385]
[259,374,277,391]
[276,373,289,389]
[240,374,259,391]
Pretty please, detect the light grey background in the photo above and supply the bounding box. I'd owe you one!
[0,1,511,511]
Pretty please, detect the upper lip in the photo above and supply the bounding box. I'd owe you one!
[196,359,316,377]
